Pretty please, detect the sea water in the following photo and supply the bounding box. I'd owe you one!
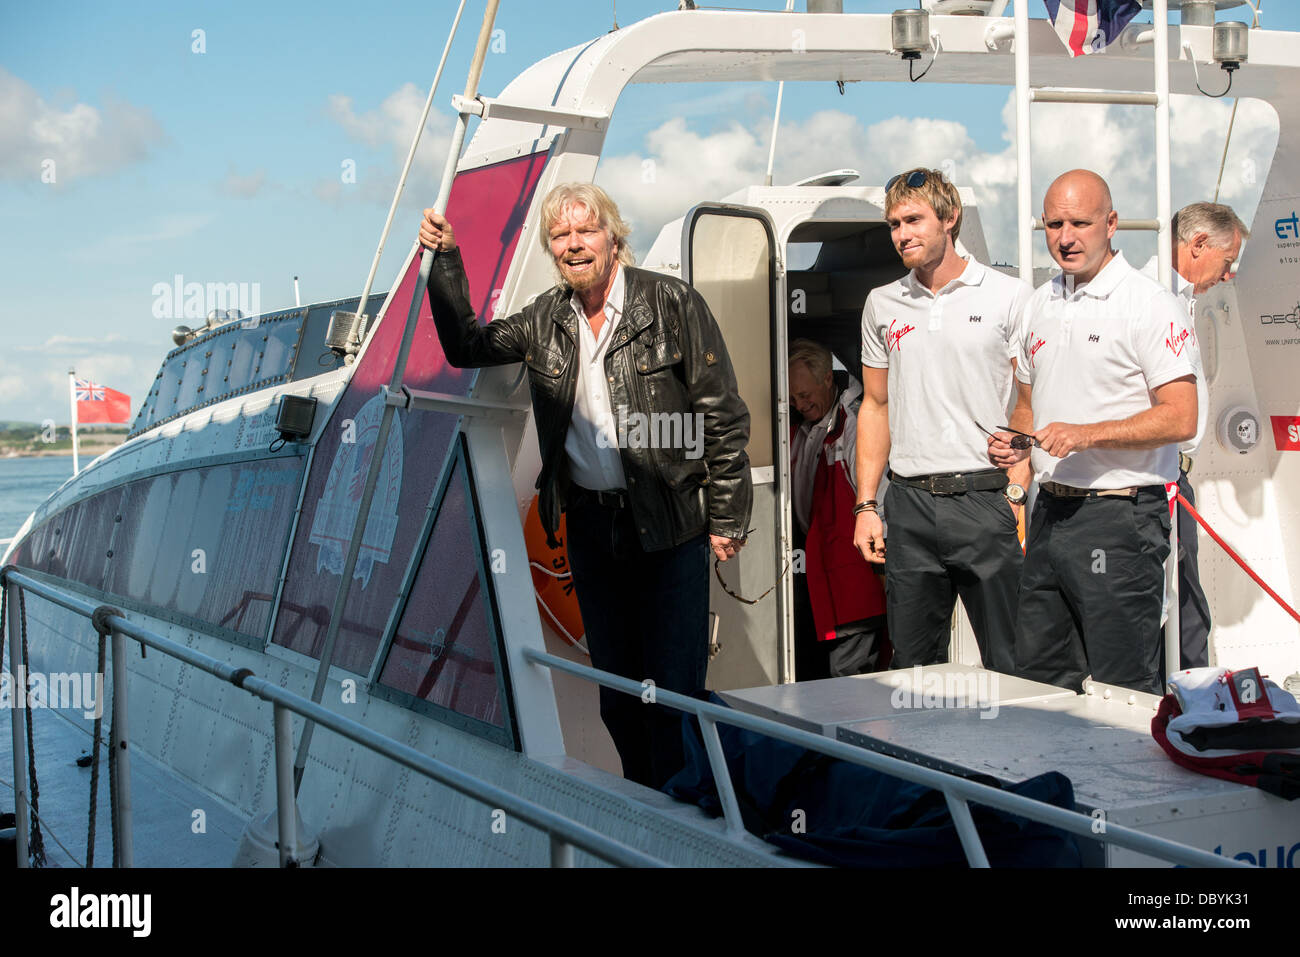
[0,456,77,542]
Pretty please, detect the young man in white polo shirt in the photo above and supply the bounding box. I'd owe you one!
[855,168,1033,673]
[1140,202,1248,669]
[991,170,1198,696]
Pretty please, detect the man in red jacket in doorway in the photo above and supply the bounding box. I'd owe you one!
[790,339,889,677]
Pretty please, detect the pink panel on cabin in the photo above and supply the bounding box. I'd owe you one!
[273,151,549,674]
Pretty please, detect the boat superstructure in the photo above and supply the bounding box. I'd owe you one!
[4,2,1299,867]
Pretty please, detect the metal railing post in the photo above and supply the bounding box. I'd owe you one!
[4,580,30,868]
[549,834,574,867]
[274,703,297,867]
[109,626,133,867]
[943,793,991,868]
[699,715,746,836]
[2,570,665,868]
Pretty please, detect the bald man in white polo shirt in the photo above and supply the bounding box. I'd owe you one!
[991,170,1197,696]
[856,168,1034,673]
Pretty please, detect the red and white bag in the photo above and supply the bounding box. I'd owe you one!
[1151,666,1300,800]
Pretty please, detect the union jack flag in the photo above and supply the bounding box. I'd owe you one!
[75,378,105,402]
[1043,0,1142,57]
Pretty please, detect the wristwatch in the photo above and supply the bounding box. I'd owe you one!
[1004,484,1027,505]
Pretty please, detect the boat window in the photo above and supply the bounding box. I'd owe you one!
[129,294,388,438]
[15,455,305,645]
[685,206,778,470]
[372,437,514,746]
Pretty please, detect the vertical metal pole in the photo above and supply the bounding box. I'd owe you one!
[293,0,500,795]
[1013,0,1034,283]
[943,793,991,868]
[293,276,301,307]
[5,582,30,867]
[110,627,133,867]
[763,1,794,187]
[1165,499,1181,680]
[1154,0,1173,289]
[1154,0,1179,684]
[764,82,784,187]
[274,703,297,867]
[549,834,574,868]
[698,715,746,835]
[351,0,469,331]
[68,370,80,476]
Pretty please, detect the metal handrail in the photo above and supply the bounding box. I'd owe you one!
[522,648,1248,869]
[2,568,664,869]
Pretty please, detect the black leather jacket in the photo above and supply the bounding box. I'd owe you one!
[426,248,752,552]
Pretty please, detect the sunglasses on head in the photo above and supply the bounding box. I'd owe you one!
[886,170,929,192]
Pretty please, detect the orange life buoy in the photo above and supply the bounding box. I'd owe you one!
[523,497,586,653]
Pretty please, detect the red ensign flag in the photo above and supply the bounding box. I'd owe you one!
[75,378,132,424]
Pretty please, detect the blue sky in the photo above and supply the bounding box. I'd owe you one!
[2,0,1294,424]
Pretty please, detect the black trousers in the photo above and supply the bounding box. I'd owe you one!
[1172,470,1212,669]
[563,496,710,790]
[1015,487,1170,696]
[882,483,1023,673]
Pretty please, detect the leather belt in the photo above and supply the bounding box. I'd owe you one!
[1179,452,1194,475]
[567,484,630,509]
[889,469,1008,496]
[1039,481,1165,499]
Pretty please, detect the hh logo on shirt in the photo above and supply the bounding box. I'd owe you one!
[1028,335,1047,367]
[1088,334,1100,343]
[1166,322,1191,356]
[887,318,916,353]
[968,315,982,323]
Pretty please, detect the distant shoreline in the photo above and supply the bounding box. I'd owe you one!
[0,446,122,460]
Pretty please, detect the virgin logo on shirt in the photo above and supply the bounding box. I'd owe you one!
[1166,322,1191,357]
[887,318,916,353]
[1028,335,1047,367]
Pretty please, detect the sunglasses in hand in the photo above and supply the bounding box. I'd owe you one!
[976,421,1039,451]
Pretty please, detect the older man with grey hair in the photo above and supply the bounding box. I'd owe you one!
[419,183,752,789]
[789,339,888,678]
[1141,201,1249,670]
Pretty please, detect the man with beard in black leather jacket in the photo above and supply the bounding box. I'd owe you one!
[420,182,752,789]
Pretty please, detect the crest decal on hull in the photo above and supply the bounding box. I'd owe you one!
[309,393,403,587]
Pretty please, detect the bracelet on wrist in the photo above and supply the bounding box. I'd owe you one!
[853,501,879,516]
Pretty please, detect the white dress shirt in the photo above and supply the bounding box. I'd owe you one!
[1140,255,1206,456]
[564,266,628,491]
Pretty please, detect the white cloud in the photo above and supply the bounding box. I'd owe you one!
[320,83,456,205]
[0,345,156,426]
[0,67,164,183]
[17,335,135,357]
[71,213,214,263]
[220,166,268,199]
[596,91,1278,268]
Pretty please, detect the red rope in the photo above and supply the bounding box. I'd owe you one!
[1176,492,1300,624]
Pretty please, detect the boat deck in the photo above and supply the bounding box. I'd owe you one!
[722,666,1300,866]
[2,702,246,868]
